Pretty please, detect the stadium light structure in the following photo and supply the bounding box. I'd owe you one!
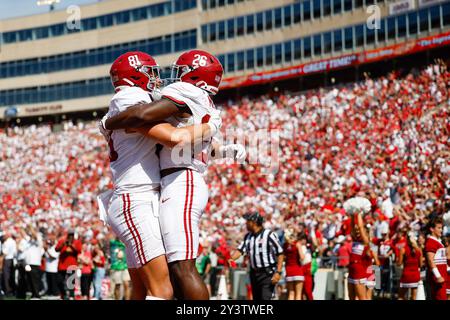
[36,0,61,11]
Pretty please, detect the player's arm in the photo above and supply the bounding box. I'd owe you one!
[426,251,445,283]
[104,99,182,130]
[132,122,214,148]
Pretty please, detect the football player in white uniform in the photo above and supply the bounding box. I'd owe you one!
[100,51,220,300]
[103,50,245,300]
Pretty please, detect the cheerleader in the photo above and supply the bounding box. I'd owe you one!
[444,231,450,300]
[444,213,450,300]
[344,197,372,300]
[397,233,423,300]
[283,229,304,300]
[424,217,447,300]
[299,233,314,300]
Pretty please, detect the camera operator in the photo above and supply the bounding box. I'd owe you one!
[55,229,82,300]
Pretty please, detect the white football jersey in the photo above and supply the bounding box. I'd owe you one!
[158,82,220,174]
[107,86,160,193]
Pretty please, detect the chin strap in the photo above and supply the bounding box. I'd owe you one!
[122,78,135,86]
[196,80,218,95]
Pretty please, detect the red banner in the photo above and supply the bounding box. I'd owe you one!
[220,31,450,90]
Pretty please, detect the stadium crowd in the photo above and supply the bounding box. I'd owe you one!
[0,61,449,299]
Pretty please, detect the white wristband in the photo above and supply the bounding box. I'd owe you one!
[432,267,442,279]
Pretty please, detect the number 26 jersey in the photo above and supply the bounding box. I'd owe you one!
[159,82,221,174]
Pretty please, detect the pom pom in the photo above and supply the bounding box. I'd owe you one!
[408,232,419,248]
[343,197,372,216]
[284,228,295,242]
[443,212,450,227]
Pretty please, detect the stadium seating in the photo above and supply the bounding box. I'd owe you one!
[1,62,449,260]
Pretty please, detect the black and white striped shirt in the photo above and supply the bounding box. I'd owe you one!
[238,229,284,269]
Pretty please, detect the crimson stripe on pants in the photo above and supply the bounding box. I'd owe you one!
[187,170,194,260]
[122,194,143,266]
[183,170,191,260]
[126,193,147,266]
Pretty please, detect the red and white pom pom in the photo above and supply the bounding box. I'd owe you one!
[343,197,372,216]
[443,212,450,227]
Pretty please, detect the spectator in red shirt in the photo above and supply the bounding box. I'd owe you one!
[393,229,407,264]
[55,230,82,300]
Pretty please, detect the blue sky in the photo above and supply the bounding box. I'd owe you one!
[0,0,101,21]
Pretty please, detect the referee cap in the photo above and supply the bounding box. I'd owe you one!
[243,212,264,225]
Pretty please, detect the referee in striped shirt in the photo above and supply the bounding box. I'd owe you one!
[230,212,284,300]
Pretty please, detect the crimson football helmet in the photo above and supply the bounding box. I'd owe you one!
[110,51,160,92]
[168,49,224,95]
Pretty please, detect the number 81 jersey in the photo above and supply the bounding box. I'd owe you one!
[107,86,161,193]
[159,82,220,174]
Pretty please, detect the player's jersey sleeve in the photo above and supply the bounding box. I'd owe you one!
[108,87,153,117]
[160,82,215,121]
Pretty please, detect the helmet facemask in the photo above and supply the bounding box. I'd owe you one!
[136,64,161,92]
[166,63,219,95]
[165,64,194,85]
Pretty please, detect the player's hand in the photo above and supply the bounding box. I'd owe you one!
[152,87,162,101]
[221,144,246,162]
[98,115,111,141]
[207,109,222,136]
[271,272,281,285]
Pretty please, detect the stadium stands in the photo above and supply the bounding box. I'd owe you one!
[0,61,449,299]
